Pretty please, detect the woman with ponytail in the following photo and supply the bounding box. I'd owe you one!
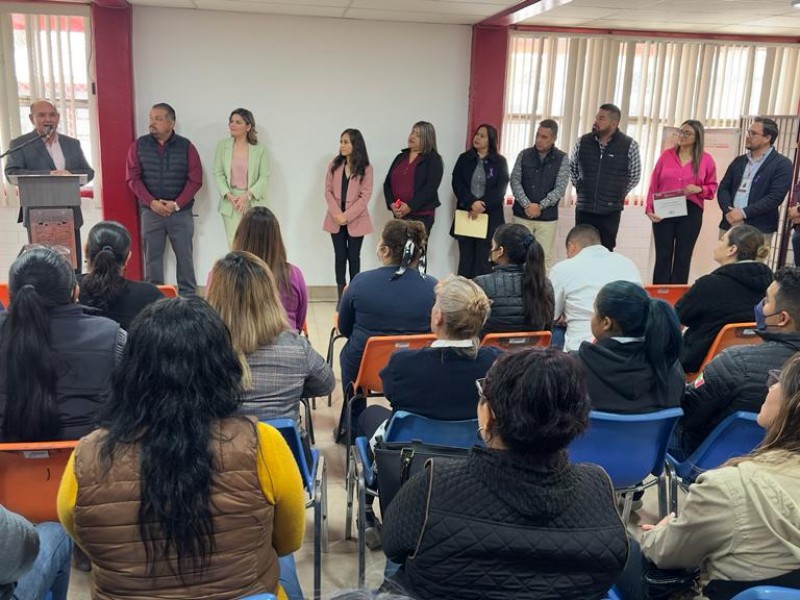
[577,280,684,413]
[79,221,164,329]
[474,222,554,334]
[0,246,125,441]
[335,219,437,443]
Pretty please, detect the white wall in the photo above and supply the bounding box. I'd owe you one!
[131,7,471,286]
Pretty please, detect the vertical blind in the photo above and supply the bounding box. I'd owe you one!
[502,32,800,202]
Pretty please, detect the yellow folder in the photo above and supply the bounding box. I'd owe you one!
[454,210,489,239]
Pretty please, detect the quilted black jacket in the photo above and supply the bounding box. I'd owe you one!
[474,265,554,334]
[383,447,628,600]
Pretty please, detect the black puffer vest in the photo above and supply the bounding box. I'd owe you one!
[136,133,193,208]
[575,131,633,215]
[402,448,628,600]
[512,147,565,222]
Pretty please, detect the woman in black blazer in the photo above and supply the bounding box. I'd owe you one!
[383,121,444,238]
[449,124,510,279]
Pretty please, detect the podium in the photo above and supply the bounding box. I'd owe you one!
[9,174,87,270]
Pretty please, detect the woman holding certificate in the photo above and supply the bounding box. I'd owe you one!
[645,120,718,284]
[449,124,510,279]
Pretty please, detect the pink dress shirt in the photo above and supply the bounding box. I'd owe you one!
[646,148,718,213]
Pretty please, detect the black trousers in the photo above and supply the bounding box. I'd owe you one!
[651,201,703,284]
[330,227,364,286]
[575,210,622,251]
[402,214,434,238]
[456,236,492,279]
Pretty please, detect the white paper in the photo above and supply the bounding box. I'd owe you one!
[653,192,688,219]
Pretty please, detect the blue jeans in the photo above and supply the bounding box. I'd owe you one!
[13,522,72,600]
[278,554,303,600]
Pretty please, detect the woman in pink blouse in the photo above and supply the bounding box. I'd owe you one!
[322,128,373,304]
[646,119,717,284]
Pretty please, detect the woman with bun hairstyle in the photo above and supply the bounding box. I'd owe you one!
[676,224,773,373]
[323,129,373,304]
[450,123,510,279]
[79,221,164,329]
[578,280,684,413]
[645,119,717,284]
[335,219,437,442]
[383,121,444,237]
[474,223,554,334]
[213,108,270,245]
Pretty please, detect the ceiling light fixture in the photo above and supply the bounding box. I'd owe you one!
[793,0,800,8]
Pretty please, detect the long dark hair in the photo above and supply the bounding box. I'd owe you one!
[675,119,704,178]
[232,207,290,294]
[330,128,370,180]
[99,297,243,580]
[1,247,76,441]
[474,123,499,155]
[595,281,682,394]
[81,221,131,313]
[493,223,554,330]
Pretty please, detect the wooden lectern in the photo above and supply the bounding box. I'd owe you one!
[9,174,86,270]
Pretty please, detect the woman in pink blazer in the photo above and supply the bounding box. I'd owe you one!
[323,128,374,304]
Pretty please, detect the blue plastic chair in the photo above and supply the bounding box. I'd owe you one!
[569,408,683,522]
[265,419,327,600]
[605,587,623,600]
[349,410,479,586]
[240,595,278,600]
[666,411,764,514]
[730,587,800,599]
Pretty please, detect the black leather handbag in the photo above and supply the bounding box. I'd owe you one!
[373,440,470,515]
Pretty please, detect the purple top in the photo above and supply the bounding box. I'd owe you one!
[281,264,308,332]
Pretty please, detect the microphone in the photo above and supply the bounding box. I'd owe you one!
[42,125,53,138]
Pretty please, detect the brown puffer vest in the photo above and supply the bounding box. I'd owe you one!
[73,417,278,600]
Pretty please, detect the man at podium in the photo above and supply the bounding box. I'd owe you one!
[3,100,95,268]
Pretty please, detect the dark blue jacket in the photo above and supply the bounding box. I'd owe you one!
[717,149,793,234]
[449,149,509,239]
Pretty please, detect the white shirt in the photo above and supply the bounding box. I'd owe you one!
[549,245,643,352]
[45,133,66,171]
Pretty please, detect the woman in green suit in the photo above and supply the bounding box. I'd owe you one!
[213,108,270,245]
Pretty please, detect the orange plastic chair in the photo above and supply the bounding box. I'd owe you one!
[687,322,761,382]
[480,331,552,350]
[0,440,78,523]
[0,283,8,307]
[157,284,178,298]
[341,333,436,542]
[645,284,690,307]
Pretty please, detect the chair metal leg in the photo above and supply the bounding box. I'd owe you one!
[326,331,345,407]
[301,398,315,445]
[345,445,354,541]
[313,455,325,600]
[322,462,329,554]
[620,492,633,526]
[657,473,669,519]
[667,461,679,516]
[353,445,367,588]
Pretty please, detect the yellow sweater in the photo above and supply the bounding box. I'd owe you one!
[57,421,306,600]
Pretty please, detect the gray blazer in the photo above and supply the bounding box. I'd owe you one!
[4,130,95,227]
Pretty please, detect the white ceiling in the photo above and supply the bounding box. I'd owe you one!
[124,0,800,35]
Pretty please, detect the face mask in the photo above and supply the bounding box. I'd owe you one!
[754,299,780,330]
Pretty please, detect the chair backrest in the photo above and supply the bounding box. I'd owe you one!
[644,284,691,307]
[239,595,278,600]
[696,322,761,375]
[157,284,178,298]
[730,587,800,600]
[353,334,436,394]
[675,411,764,482]
[384,410,480,447]
[264,419,313,491]
[0,440,79,523]
[0,282,8,307]
[569,408,684,488]
[480,331,551,350]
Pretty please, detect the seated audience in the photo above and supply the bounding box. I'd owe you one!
[335,219,437,442]
[207,251,334,423]
[474,222,554,334]
[79,220,164,328]
[0,504,72,600]
[676,224,773,373]
[549,224,642,351]
[57,297,306,600]
[674,266,800,459]
[641,353,800,596]
[0,246,125,442]
[359,275,501,437]
[382,348,628,600]
[233,206,308,332]
[577,280,684,413]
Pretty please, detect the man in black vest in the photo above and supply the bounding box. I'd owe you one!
[510,119,569,270]
[570,103,641,251]
[125,103,202,296]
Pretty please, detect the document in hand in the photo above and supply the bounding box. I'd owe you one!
[454,209,489,239]
[653,190,688,219]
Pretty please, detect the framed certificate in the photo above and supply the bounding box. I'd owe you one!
[653,190,688,219]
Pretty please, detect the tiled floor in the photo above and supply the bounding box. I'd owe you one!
[66,298,672,599]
